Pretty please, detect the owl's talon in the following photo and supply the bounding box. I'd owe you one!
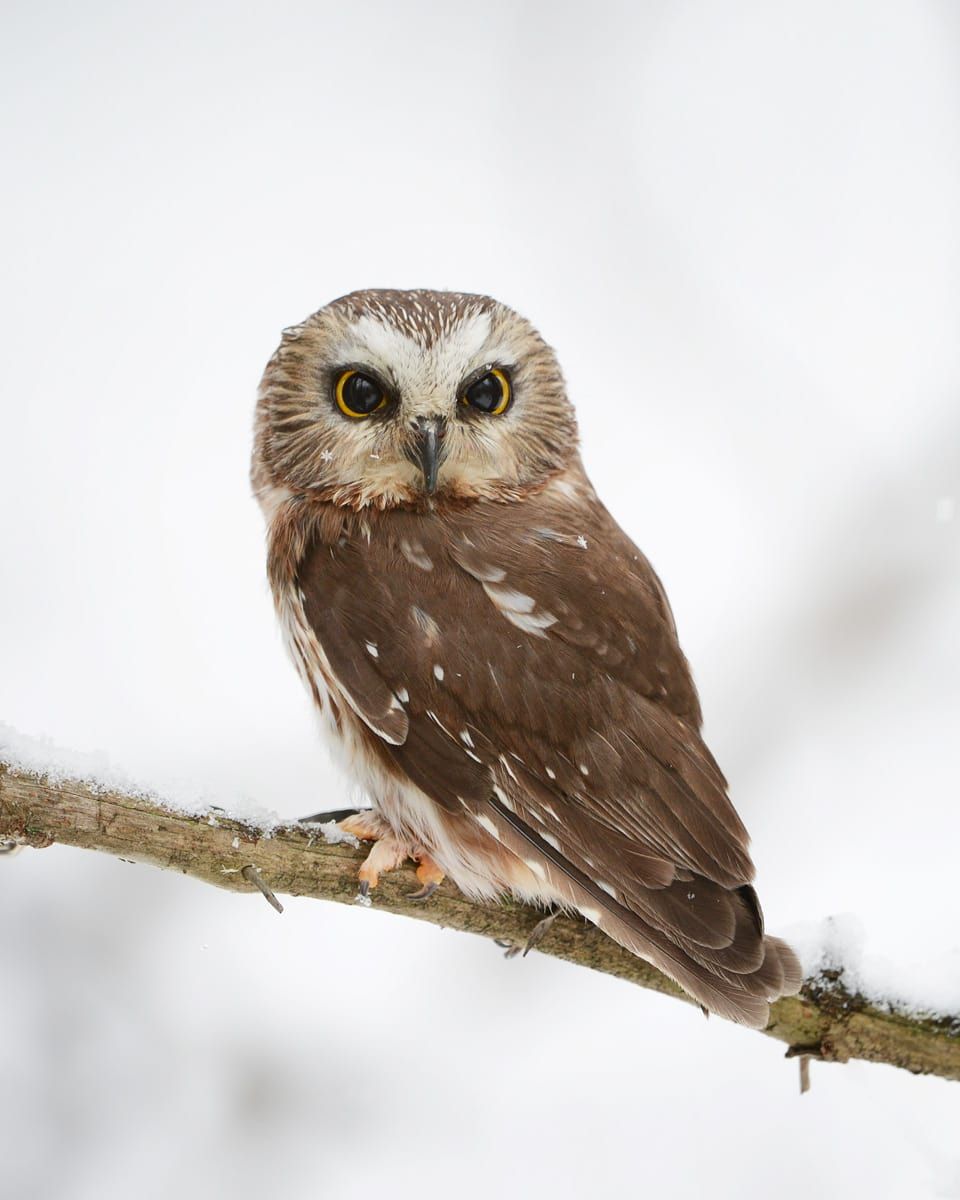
[355,880,372,907]
[409,854,444,901]
[496,908,560,959]
[522,909,560,956]
[407,881,439,901]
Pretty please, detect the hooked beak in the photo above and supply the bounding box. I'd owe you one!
[412,418,444,495]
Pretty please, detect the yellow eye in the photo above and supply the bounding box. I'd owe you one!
[461,368,511,415]
[335,369,388,418]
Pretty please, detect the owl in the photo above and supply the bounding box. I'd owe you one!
[251,289,801,1027]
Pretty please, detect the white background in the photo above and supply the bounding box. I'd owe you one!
[2,2,959,1197]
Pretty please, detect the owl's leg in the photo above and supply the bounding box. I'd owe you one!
[336,812,445,903]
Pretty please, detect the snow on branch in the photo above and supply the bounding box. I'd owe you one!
[2,755,958,1084]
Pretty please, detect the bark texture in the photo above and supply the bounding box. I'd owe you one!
[2,760,957,1083]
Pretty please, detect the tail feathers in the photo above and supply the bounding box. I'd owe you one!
[588,900,803,1029]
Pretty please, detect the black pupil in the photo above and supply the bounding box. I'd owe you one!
[343,373,382,414]
[465,372,504,413]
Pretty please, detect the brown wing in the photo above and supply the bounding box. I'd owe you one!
[297,483,800,1024]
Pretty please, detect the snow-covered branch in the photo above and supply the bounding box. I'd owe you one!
[2,757,958,1084]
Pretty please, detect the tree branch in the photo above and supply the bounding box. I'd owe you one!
[2,759,957,1083]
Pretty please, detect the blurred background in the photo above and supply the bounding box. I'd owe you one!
[2,1,959,1197]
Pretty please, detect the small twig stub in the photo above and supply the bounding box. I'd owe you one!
[241,864,284,914]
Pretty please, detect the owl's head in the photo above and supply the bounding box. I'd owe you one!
[251,289,578,512]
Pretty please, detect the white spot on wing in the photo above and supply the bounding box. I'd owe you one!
[365,642,379,658]
[524,858,547,879]
[483,583,557,638]
[541,832,560,851]
[411,606,441,643]
[400,539,434,571]
[597,880,617,899]
[476,814,500,839]
[433,664,445,681]
[492,784,515,811]
[487,587,536,613]
[545,766,557,781]
[459,729,475,748]
[397,687,409,703]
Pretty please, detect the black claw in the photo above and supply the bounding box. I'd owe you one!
[522,909,560,957]
[299,807,367,825]
[407,882,439,901]
[358,880,370,898]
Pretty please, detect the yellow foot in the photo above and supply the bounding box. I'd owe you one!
[336,814,445,905]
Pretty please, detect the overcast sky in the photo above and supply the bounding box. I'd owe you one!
[2,3,959,1197]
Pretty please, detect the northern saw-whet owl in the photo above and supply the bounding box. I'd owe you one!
[251,289,801,1027]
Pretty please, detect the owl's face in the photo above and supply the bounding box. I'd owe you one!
[252,290,578,511]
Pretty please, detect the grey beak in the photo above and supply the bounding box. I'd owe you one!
[413,418,444,495]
